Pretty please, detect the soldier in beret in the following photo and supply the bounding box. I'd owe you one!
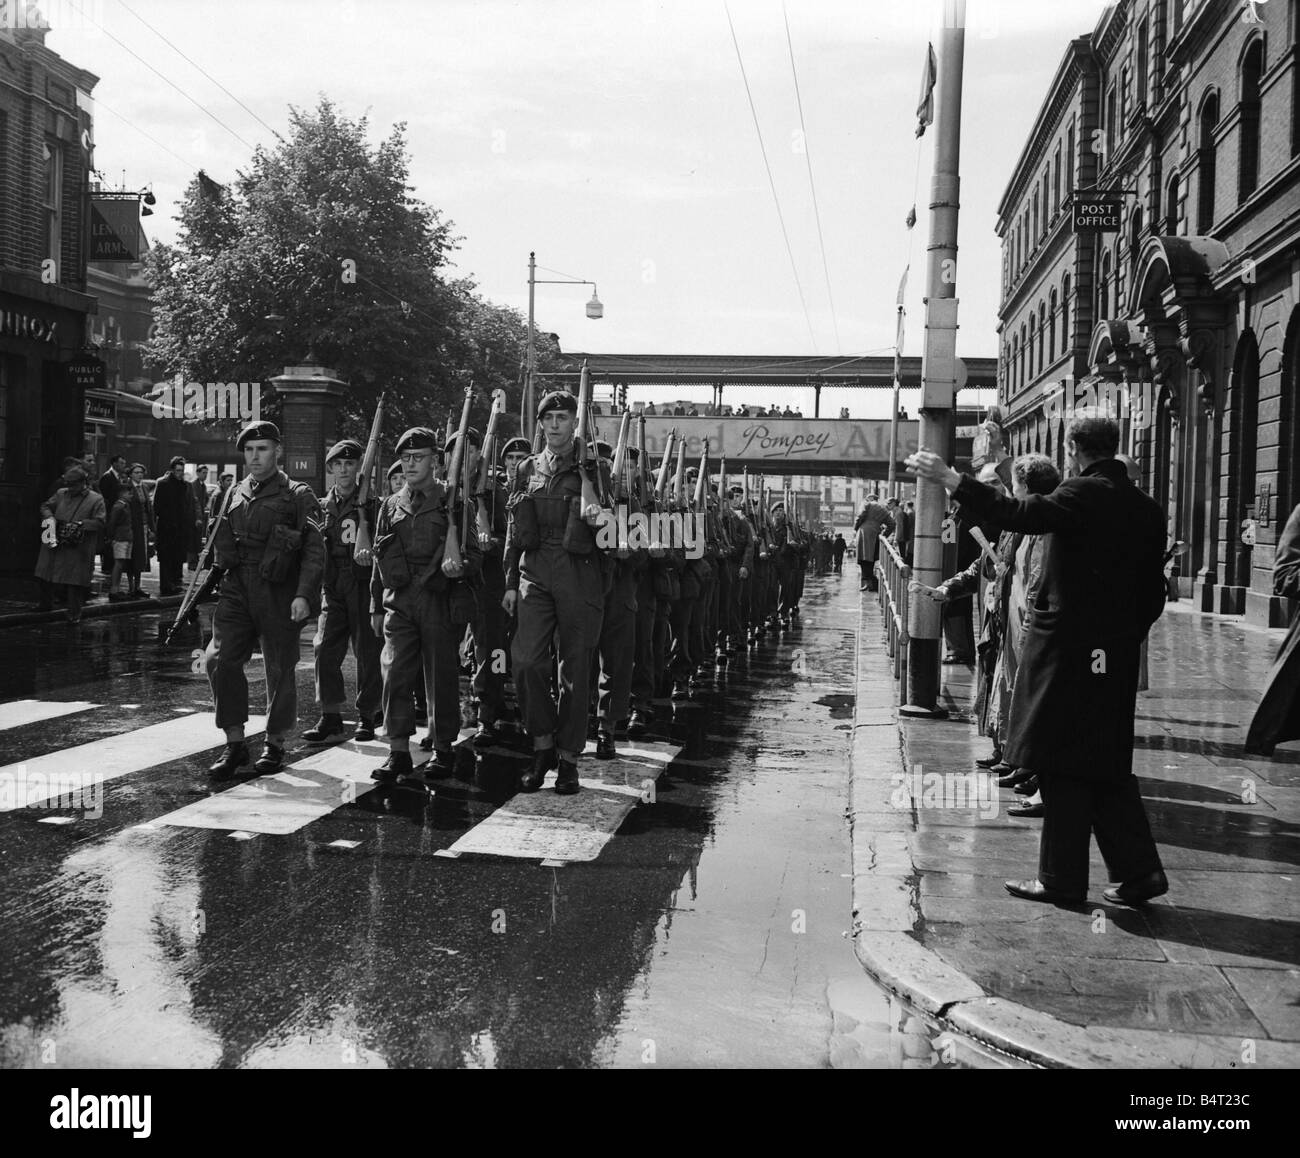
[722,484,755,655]
[204,421,325,779]
[370,427,482,785]
[303,439,383,744]
[503,390,609,793]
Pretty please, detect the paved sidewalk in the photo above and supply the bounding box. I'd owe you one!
[849,587,1300,1068]
[0,569,177,627]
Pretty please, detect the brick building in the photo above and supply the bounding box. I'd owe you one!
[997,0,1299,626]
[0,14,97,574]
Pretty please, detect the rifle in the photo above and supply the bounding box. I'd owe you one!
[672,436,687,512]
[655,429,676,505]
[164,480,236,644]
[716,455,734,557]
[756,476,771,560]
[476,389,506,549]
[442,382,474,575]
[692,437,708,511]
[352,391,386,563]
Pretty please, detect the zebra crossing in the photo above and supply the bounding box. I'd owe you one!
[0,699,680,863]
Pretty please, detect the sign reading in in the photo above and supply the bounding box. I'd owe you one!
[1072,193,1124,233]
[89,197,144,261]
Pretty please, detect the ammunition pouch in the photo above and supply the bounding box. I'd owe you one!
[259,524,302,584]
[562,496,596,555]
[373,531,411,590]
[448,580,477,627]
[508,491,541,551]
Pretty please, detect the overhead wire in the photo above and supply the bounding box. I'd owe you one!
[783,2,841,355]
[723,0,818,354]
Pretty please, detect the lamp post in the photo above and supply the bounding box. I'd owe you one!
[523,251,603,435]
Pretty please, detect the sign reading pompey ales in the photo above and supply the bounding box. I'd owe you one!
[586,416,920,473]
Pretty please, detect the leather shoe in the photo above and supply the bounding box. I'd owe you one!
[372,750,413,783]
[473,719,500,746]
[520,748,558,792]
[1014,774,1040,796]
[595,732,616,760]
[996,767,1034,788]
[975,754,1003,770]
[253,743,285,776]
[1103,870,1169,906]
[208,741,250,781]
[554,759,580,795]
[1004,879,1085,905]
[424,749,455,781]
[303,713,346,743]
[354,715,380,743]
[1007,802,1045,818]
[626,710,651,738]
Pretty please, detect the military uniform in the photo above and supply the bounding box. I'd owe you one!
[371,428,482,779]
[470,452,511,740]
[506,392,608,791]
[722,490,755,652]
[307,439,382,741]
[204,421,325,777]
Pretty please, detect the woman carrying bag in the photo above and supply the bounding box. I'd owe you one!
[35,464,106,622]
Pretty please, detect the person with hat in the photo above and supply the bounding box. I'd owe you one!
[721,484,755,657]
[627,451,673,737]
[503,390,610,793]
[768,501,798,627]
[369,426,482,785]
[204,422,326,779]
[35,464,106,622]
[387,460,405,496]
[468,433,525,745]
[303,438,383,744]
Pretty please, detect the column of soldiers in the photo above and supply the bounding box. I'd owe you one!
[197,406,815,796]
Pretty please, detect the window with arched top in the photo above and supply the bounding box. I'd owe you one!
[1129,206,1144,262]
[1099,249,1112,319]
[1048,289,1058,361]
[1038,301,1047,369]
[1197,91,1219,232]
[1062,273,1071,354]
[1012,335,1020,393]
[1028,315,1037,379]
[1165,172,1179,233]
[1019,324,1027,389]
[1239,39,1263,202]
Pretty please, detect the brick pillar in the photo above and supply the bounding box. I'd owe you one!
[267,360,346,497]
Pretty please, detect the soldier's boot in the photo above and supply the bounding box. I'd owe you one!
[303,713,347,743]
[372,749,413,783]
[595,730,616,760]
[626,709,652,738]
[423,749,455,782]
[715,642,729,666]
[253,742,286,776]
[474,718,501,746]
[353,714,381,743]
[520,747,558,792]
[208,741,250,781]
[671,679,691,700]
[555,759,580,795]
[418,731,436,751]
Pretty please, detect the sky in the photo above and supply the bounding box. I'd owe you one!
[39,0,1114,417]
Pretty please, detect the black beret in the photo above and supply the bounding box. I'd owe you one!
[626,447,640,462]
[537,390,578,416]
[235,421,280,450]
[443,427,482,455]
[387,460,404,479]
[728,484,744,494]
[394,427,438,455]
[595,440,614,460]
[499,437,531,459]
[325,438,364,464]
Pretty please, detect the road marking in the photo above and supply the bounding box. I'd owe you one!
[0,713,265,813]
[444,742,681,863]
[154,740,428,835]
[0,700,98,730]
[326,839,361,849]
[38,815,76,825]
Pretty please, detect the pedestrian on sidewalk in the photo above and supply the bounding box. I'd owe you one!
[907,412,1170,907]
[154,456,190,596]
[1245,501,1300,755]
[98,454,127,576]
[854,494,893,591]
[35,465,106,623]
[106,466,154,600]
[832,532,846,572]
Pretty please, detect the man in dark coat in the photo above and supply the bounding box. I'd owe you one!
[1245,502,1300,754]
[98,455,127,575]
[154,456,191,595]
[908,412,1169,907]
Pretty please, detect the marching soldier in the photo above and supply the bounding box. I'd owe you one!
[369,427,481,786]
[724,484,756,652]
[204,421,325,779]
[304,439,382,744]
[503,391,608,794]
[769,501,797,627]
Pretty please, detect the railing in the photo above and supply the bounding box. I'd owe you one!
[874,533,911,691]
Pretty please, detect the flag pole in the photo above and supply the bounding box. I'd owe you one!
[901,1,964,719]
[887,266,907,502]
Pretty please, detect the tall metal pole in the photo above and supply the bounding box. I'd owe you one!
[901,1,964,718]
[887,339,902,499]
[524,251,537,435]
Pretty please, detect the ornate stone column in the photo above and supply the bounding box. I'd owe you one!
[267,359,347,497]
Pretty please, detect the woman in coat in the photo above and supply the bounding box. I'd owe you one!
[35,465,106,622]
[854,497,893,591]
[1245,503,1300,754]
[106,465,155,600]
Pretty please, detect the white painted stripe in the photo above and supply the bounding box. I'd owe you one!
[155,740,427,835]
[445,744,681,863]
[0,700,98,730]
[0,713,266,813]
[38,815,76,826]
[326,839,361,849]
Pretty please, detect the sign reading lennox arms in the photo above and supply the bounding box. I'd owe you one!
[589,415,920,474]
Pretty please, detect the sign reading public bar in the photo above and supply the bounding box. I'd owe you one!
[65,356,106,390]
[1071,193,1124,233]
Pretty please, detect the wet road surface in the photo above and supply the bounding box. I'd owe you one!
[0,571,968,1068]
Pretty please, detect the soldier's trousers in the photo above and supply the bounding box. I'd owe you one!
[380,585,460,748]
[652,597,673,696]
[693,566,716,661]
[597,565,638,727]
[630,571,657,712]
[714,560,732,649]
[729,570,749,643]
[668,595,697,682]
[313,577,382,720]
[512,545,603,756]
[205,564,305,737]
[774,555,796,616]
[472,573,509,725]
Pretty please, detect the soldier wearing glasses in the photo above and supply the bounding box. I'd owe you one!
[369,427,481,786]
[205,421,325,779]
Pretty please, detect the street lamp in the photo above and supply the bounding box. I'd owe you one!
[524,251,603,434]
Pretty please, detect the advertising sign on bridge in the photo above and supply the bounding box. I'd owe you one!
[591,416,920,475]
